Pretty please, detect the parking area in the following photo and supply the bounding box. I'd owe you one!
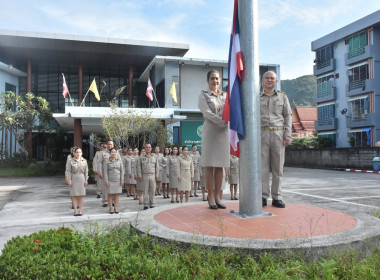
[0,167,379,251]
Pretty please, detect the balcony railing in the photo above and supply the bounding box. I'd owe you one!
[315,118,337,131]
[348,80,365,91]
[316,59,331,70]
[317,87,332,98]
[348,47,366,59]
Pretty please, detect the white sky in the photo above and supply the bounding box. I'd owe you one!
[0,0,379,79]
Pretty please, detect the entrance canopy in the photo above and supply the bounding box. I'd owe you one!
[53,106,187,135]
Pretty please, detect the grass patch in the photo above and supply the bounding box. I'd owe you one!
[0,224,379,279]
[372,212,380,219]
[0,161,64,177]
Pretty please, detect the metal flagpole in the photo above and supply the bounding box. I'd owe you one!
[151,88,160,108]
[79,89,90,107]
[238,0,268,217]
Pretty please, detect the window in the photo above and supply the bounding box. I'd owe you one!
[348,64,369,83]
[348,130,370,147]
[173,126,179,144]
[347,31,367,58]
[317,74,334,96]
[5,83,16,93]
[318,104,335,119]
[316,45,332,62]
[318,134,336,148]
[349,97,370,121]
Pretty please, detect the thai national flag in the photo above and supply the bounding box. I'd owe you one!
[222,0,244,157]
[62,73,69,98]
[146,79,154,101]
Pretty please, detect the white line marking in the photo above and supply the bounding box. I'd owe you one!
[283,190,380,209]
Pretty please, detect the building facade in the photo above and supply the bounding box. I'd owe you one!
[0,29,279,160]
[312,10,380,148]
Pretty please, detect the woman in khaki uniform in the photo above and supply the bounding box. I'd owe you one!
[129,149,138,200]
[198,70,229,210]
[154,146,163,195]
[161,147,170,199]
[104,148,124,214]
[228,155,239,200]
[168,146,180,203]
[190,144,201,197]
[177,146,194,203]
[67,148,88,216]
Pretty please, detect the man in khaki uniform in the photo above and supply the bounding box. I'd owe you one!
[260,71,292,208]
[137,143,159,210]
[93,143,106,199]
[97,140,122,207]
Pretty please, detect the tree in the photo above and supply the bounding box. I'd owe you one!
[98,105,170,150]
[0,91,53,159]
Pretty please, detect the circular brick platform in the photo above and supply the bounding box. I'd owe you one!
[132,202,380,256]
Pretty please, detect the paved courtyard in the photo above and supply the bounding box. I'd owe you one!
[0,167,379,252]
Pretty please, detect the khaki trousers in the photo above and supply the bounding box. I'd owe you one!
[99,177,108,204]
[95,174,102,195]
[142,174,156,207]
[261,129,285,200]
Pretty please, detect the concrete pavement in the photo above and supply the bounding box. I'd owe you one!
[0,167,379,253]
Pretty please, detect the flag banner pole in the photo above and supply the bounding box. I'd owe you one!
[79,89,90,107]
[67,92,74,106]
[152,88,160,108]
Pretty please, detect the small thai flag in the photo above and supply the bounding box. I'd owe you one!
[146,79,154,101]
[62,73,69,98]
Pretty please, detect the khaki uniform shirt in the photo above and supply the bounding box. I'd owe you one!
[99,149,122,176]
[67,157,88,184]
[260,90,292,137]
[136,154,159,178]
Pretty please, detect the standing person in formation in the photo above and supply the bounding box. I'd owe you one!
[128,147,138,200]
[137,143,159,210]
[65,146,76,209]
[104,148,124,214]
[121,148,131,196]
[160,147,170,199]
[66,147,88,216]
[198,69,229,210]
[168,146,180,203]
[97,140,122,208]
[178,146,183,156]
[154,146,163,196]
[260,71,292,208]
[93,143,106,199]
[190,144,201,197]
[133,148,144,204]
[177,146,194,203]
[228,154,239,200]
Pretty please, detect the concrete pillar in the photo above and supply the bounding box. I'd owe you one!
[78,63,83,105]
[27,58,33,158]
[129,65,133,107]
[74,119,82,149]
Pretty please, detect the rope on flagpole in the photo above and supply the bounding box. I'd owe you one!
[151,88,160,108]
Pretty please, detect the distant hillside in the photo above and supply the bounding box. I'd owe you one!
[281,75,315,107]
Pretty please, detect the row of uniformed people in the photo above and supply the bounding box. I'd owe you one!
[66,142,239,216]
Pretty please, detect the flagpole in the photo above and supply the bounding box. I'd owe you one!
[79,89,90,107]
[238,0,266,217]
[152,88,160,108]
[67,92,74,106]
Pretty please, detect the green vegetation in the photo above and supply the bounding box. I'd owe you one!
[1,224,379,279]
[0,162,64,177]
[281,75,315,107]
[289,135,334,149]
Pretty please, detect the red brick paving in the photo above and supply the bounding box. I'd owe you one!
[155,202,357,239]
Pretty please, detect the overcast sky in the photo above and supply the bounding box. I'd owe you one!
[0,0,378,79]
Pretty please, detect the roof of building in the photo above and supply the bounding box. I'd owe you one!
[311,10,380,50]
[0,29,189,72]
[292,106,317,134]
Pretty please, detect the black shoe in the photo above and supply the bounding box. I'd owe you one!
[272,200,285,208]
[262,198,267,207]
[114,211,119,214]
[207,198,218,210]
[216,202,226,209]
[109,211,114,214]
[103,204,108,207]
[234,197,238,200]
[144,206,149,210]
[97,194,101,199]
[150,206,155,208]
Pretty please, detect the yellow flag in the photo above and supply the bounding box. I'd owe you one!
[170,81,177,103]
[89,78,100,101]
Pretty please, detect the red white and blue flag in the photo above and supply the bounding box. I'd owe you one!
[62,73,69,98]
[222,0,244,157]
[146,79,154,101]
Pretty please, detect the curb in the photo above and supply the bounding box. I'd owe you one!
[345,169,380,174]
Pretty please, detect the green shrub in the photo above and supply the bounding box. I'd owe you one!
[0,224,379,279]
